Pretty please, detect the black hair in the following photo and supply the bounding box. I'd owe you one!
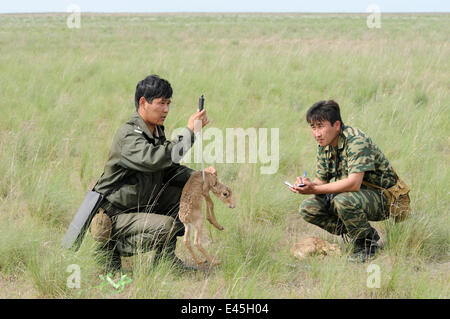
[306,100,344,127]
[134,75,173,110]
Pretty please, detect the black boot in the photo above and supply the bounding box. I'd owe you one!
[95,241,122,274]
[365,227,381,257]
[350,228,380,262]
[106,249,122,274]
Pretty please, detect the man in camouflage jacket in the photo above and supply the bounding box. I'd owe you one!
[289,100,397,261]
[94,75,215,272]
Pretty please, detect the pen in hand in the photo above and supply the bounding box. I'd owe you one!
[298,171,307,187]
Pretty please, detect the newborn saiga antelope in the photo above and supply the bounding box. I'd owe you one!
[179,171,235,266]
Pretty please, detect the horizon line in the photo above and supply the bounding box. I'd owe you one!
[1,11,449,14]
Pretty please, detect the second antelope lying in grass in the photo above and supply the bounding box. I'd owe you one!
[179,171,235,266]
[291,236,341,259]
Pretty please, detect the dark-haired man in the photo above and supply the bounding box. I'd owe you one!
[289,100,397,262]
[93,75,214,272]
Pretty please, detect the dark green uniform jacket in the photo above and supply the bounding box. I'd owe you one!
[94,111,195,215]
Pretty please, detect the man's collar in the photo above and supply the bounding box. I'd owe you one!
[131,111,164,140]
[337,126,346,150]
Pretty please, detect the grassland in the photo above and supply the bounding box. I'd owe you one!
[0,13,449,298]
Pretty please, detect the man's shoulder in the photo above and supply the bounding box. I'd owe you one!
[125,112,143,131]
[113,121,134,141]
[342,125,390,165]
[107,115,141,149]
[342,125,375,147]
[342,125,368,140]
[114,113,145,136]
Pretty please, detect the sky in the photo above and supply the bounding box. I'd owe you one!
[0,0,448,13]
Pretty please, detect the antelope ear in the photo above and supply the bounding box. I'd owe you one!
[202,172,216,192]
[208,172,218,187]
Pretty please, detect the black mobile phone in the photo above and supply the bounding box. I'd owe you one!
[198,95,205,111]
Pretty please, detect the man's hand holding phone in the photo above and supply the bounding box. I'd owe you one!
[188,109,208,132]
[188,95,209,133]
[286,171,316,194]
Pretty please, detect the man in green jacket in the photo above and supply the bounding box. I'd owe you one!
[94,75,215,272]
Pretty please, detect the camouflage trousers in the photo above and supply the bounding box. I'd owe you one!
[299,188,389,240]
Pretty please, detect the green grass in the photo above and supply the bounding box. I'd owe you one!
[0,13,449,298]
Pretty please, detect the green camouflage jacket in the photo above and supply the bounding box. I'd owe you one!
[94,111,195,213]
[315,125,397,189]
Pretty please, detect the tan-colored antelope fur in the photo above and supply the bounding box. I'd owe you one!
[179,171,235,266]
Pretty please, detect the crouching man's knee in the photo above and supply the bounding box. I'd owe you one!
[298,198,320,222]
